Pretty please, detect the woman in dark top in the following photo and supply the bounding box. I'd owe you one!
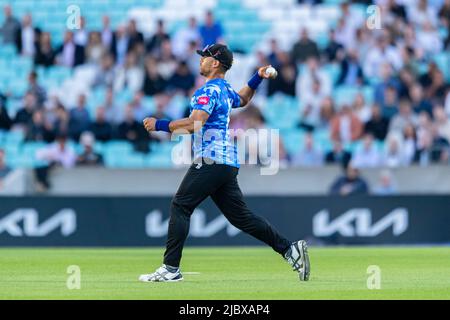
[34,32,55,68]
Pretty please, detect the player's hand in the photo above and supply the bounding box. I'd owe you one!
[258,65,277,79]
[143,117,157,132]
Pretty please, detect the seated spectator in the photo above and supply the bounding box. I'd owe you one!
[74,16,88,47]
[410,82,433,117]
[53,103,70,137]
[89,107,113,142]
[14,93,37,128]
[167,61,196,95]
[267,52,297,97]
[142,56,167,96]
[337,49,364,87]
[364,105,389,141]
[325,139,352,168]
[93,52,115,88]
[416,21,442,56]
[329,164,369,196]
[199,11,224,47]
[55,31,85,68]
[398,68,415,100]
[117,105,150,153]
[146,19,170,55]
[86,31,106,65]
[381,85,400,120]
[150,94,173,121]
[322,28,344,63]
[413,128,450,165]
[267,39,282,69]
[110,24,130,66]
[76,132,103,166]
[26,109,55,143]
[408,0,439,28]
[386,0,407,22]
[330,105,363,143]
[18,14,40,57]
[129,91,148,122]
[297,57,332,99]
[0,102,12,130]
[298,78,327,131]
[26,71,46,107]
[102,88,122,125]
[113,52,144,93]
[319,97,335,125]
[68,94,91,141]
[127,19,144,55]
[290,28,319,64]
[426,69,447,101]
[373,169,397,195]
[402,124,417,165]
[382,133,407,167]
[184,40,201,75]
[433,105,450,143]
[352,133,382,168]
[291,133,323,167]
[172,17,200,59]
[1,5,20,49]
[34,32,55,67]
[156,39,178,80]
[374,62,400,106]
[101,15,113,49]
[389,99,418,134]
[352,93,371,123]
[418,61,439,90]
[35,134,76,190]
[363,33,402,79]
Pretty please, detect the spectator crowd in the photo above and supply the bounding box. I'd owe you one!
[0,0,450,186]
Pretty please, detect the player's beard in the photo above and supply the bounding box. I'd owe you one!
[199,67,208,77]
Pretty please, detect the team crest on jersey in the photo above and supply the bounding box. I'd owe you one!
[198,96,210,105]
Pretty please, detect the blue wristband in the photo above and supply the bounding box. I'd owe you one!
[155,119,171,133]
[247,71,263,90]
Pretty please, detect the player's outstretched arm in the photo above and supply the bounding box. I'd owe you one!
[143,109,210,134]
[238,65,277,107]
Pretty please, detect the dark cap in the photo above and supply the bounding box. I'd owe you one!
[196,44,233,70]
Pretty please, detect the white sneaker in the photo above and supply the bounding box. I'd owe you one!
[139,264,184,282]
[284,240,310,281]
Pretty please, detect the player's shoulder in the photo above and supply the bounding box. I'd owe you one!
[199,80,224,96]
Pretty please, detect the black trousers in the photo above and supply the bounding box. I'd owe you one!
[163,160,291,267]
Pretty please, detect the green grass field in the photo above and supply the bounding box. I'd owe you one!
[0,247,449,299]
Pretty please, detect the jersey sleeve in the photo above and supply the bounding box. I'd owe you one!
[192,85,218,115]
[229,87,242,109]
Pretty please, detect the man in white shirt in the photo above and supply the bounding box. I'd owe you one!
[352,133,382,168]
[20,14,36,57]
[291,133,324,167]
[172,17,200,59]
[101,15,113,49]
[364,34,403,79]
[36,135,76,168]
[74,16,88,47]
[297,57,332,100]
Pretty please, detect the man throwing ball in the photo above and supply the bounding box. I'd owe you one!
[140,44,310,282]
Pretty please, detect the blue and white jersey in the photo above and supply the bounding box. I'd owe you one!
[190,78,242,168]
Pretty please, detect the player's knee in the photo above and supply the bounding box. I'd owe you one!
[170,198,193,218]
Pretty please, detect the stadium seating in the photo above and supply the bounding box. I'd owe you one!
[0,0,449,169]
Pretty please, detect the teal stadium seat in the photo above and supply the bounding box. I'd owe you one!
[433,52,450,82]
[264,94,300,130]
[279,129,305,156]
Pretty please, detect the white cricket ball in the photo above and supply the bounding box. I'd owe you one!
[265,66,278,78]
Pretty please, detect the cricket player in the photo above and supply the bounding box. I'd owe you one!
[140,44,310,282]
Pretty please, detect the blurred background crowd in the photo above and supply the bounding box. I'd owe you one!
[0,0,449,194]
